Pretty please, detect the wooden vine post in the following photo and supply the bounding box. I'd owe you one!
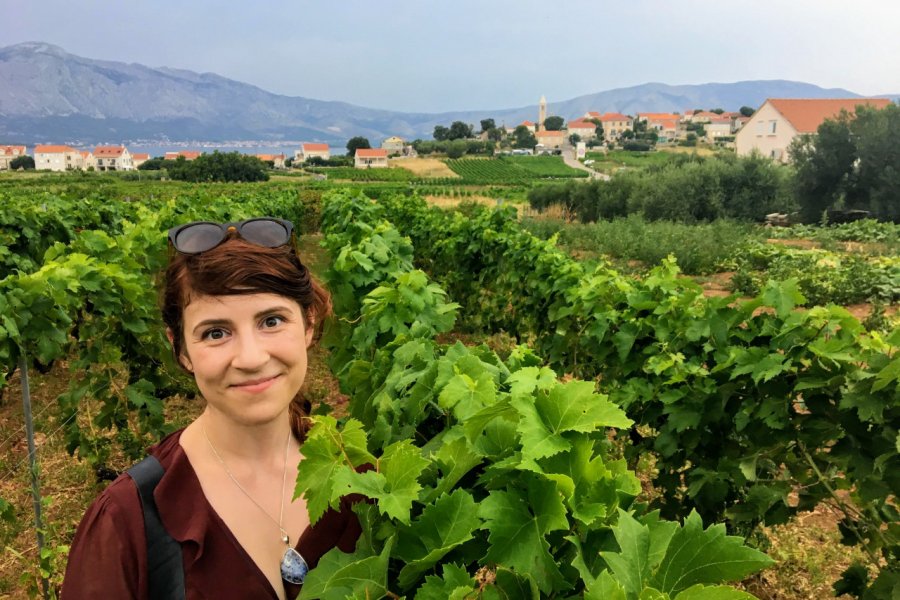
[19,355,49,600]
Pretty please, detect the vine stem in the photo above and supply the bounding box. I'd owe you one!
[19,355,49,600]
[798,443,880,565]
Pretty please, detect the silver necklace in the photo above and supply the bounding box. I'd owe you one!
[202,425,309,585]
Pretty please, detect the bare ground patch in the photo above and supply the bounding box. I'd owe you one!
[390,157,459,178]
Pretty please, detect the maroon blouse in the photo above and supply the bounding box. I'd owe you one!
[61,429,362,599]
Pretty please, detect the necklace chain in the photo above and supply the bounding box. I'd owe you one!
[202,424,292,546]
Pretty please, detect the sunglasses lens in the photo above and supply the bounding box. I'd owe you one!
[241,220,290,248]
[175,223,225,254]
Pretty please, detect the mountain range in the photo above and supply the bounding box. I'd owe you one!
[1,42,896,145]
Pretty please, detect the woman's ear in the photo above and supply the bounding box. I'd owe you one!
[305,314,315,348]
[166,327,193,372]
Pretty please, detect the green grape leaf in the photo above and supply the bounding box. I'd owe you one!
[651,510,774,595]
[294,417,376,523]
[438,369,497,421]
[600,510,653,598]
[584,570,628,600]
[674,584,758,599]
[396,489,481,589]
[478,474,568,594]
[414,563,474,600]
[332,439,428,524]
[298,536,394,600]
[512,379,632,463]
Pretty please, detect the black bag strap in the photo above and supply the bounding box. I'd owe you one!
[127,455,185,600]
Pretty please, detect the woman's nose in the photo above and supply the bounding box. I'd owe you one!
[231,332,270,369]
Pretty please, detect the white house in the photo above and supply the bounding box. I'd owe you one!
[94,146,134,171]
[0,145,27,170]
[294,143,330,163]
[354,148,389,168]
[705,117,733,141]
[735,98,893,162]
[34,145,82,171]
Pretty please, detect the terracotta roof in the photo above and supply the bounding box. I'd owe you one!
[585,111,602,118]
[692,111,719,119]
[709,117,732,124]
[302,143,329,152]
[94,146,125,157]
[80,151,92,158]
[567,120,596,129]
[131,153,150,160]
[639,112,681,120]
[536,130,565,137]
[521,120,535,126]
[766,98,893,133]
[355,148,388,158]
[598,113,630,122]
[164,151,201,160]
[255,154,285,161]
[0,145,26,155]
[35,144,77,153]
[655,120,679,130]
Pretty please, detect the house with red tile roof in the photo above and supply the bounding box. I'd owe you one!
[295,143,330,163]
[354,148,388,168]
[566,120,597,141]
[0,145,27,170]
[35,145,83,171]
[535,129,565,149]
[705,117,734,141]
[586,112,633,141]
[164,151,202,161]
[735,98,893,162]
[255,153,286,169]
[93,146,134,171]
[131,153,150,168]
[79,150,95,170]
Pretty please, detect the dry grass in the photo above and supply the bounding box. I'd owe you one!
[389,157,458,178]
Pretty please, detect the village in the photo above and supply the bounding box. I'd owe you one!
[0,96,892,173]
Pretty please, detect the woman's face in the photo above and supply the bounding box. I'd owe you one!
[175,292,313,427]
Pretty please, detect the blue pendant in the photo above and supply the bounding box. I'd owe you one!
[281,547,309,585]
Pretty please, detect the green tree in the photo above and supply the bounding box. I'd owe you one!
[137,157,171,171]
[480,118,496,133]
[543,116,565,131]
[740,106,755,117]
[513,125,537,149]
[486,127,504,142]
[167,151,269,183]
[446,139,468,159]
[590,118,605,140]
[346,136,371,155]
[568,133,581,145]
[433,125,450,141]
[448,121,474,140]
[711,108,725,114]
[10,155,35,170]
[791,113,857,222]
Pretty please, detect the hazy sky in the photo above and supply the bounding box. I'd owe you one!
[4,0,899,113]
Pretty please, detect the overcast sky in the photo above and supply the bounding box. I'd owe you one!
[3,0,899,113]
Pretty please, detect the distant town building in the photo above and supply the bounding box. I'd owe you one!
[34,145,82,171]
[538,95,547,131]
[705,117,733,141]
[0,145,27,170]
[535,129,564,149]
[295,143,330,163]
[80,150,95,170]
[164,151,202,161]
[735,98,893,162]
[381,136,405,155]
[354,148,389,168]
[131,153,150,168]
[94,146,134,171]
[255,153,285,169]
[566,120,597,141]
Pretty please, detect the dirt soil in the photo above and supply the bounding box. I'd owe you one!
[389,157,459,178]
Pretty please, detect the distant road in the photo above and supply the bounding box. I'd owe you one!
[560,144,610,180]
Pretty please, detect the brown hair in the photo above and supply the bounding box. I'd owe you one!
[161,237,332,441]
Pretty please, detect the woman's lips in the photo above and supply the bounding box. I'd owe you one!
[230,374,280,393]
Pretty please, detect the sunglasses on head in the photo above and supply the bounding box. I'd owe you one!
[167,217,295,255]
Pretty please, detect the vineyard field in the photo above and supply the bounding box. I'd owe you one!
[447,155,588,183]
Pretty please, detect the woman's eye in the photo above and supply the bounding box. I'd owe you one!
[202,328,227,341]
[263,315,284,328]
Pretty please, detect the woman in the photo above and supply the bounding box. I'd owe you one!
[62,218,361,600]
